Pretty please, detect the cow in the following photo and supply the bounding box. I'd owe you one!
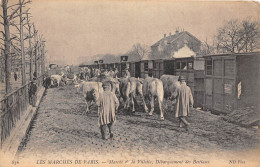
[102,77,120,95]
[66,73,77,84]
[89,76,120,95]
[119,77,145,113]
[160,74,180,101]
[79,81,104,113]
[142,77,164,120]
[50,74,63,87]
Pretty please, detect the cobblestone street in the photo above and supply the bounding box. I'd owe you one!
[17,85,260,166]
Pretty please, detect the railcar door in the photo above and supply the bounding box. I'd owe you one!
[135,62,141,78]
[164,60,175,75]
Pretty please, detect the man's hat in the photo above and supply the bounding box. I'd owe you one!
[178,75,186,81]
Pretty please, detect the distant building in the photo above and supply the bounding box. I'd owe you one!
[150,30,201,59]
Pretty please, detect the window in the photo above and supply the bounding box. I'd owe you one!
[153,62,156,69]
[176,62,181,69]
[188,62,193,70]
[181,62,187,70]
[206,59,212,75]
[144,62,148,72]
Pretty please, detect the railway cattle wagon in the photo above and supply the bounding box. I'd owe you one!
[203,52,260,114]
[140,60,153,78]
[153,59,165,78]
[119,62,130,77]
[129,61,141,78]
[173,57,205,107]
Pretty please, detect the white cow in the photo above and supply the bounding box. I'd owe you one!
[142,77,164,120]
[50,74,62,87]
[119,77,145,113]
[79,81,103,113]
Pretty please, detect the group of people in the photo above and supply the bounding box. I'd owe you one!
[88,67,131,79]
[96,74,193,140]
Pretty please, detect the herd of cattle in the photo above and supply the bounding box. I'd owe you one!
[44,71,182,120]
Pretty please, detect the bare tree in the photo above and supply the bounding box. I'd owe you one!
[1,0,31,93]
[200,38,216,55]
[240,18,260,52]
[131,43,151,60]
[216,18,260,54]
[216,19,243,53]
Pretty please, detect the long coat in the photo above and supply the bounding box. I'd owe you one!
[175,82,194,118]
[97,91,119,126]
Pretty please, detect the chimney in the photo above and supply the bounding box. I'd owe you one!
[164,34,166,38]
[176,28,179,34]
[169,32,172,36]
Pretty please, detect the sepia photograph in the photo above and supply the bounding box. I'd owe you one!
[0,0,260,167]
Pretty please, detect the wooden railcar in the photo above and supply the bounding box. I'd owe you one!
[152,57,204,107]
[203,52,260,114]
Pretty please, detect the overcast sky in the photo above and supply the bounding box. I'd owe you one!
[28,0,260,65]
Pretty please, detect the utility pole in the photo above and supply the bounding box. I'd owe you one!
[19,0,26,85]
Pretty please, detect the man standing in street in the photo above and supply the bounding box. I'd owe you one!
[123,68,130,78]
[14,71,17,81]
[175,76,193,131]
[29,78,38,107]
[97,82,119,140]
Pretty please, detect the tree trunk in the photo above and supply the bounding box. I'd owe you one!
[3,0,12,94]
[28,26,33,80]
[20,0,26,85]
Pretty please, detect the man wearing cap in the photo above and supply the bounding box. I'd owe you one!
[175,75,194,131]
[29,78,38,107]
[97,81,119,140]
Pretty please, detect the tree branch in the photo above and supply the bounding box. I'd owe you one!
[0,14,4,19]
[10,22,20,32]
[0,31,5,37]
[7,3,20,10]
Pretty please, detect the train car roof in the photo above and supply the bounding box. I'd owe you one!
[203,51,260,58]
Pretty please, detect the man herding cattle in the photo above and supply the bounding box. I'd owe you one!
[97,82,119,140]
[175,76,194,131]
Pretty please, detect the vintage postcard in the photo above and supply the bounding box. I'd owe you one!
[0,0,260,167]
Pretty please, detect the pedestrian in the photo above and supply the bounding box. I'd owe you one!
[123,68,130,78]
[14,72,17,81]
[33,71,37,78]
[114,68,119,78]
[29,77,38,107]
[43,76,52,89]
[97,82,119,140]
[175,76,194,131]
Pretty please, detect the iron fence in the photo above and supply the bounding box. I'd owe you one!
[0,75,45,148]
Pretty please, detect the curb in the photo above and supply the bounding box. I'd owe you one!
[0,87,46,164]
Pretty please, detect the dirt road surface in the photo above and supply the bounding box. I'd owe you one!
[17,85,260,166]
